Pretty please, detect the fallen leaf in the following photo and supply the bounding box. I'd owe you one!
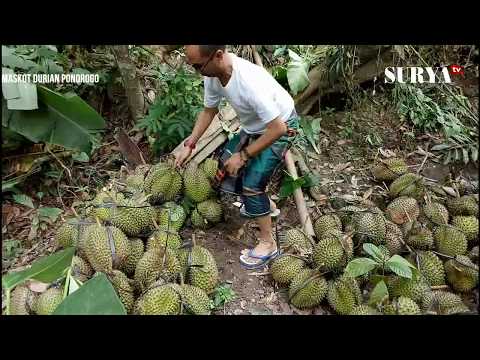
[379,148,396,158]
[363,187,374,200]
[351,175,358,188]
[291,306,313,315]
[337,139,352,146]
[334,162,351,172]
[27,280,49,293]
[240,300,247,310]
[442,186,458,197]
[278,301,294,315]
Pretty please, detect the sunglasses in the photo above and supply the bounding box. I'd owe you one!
[191,49,217,73]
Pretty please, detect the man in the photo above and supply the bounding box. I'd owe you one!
[175,45,298,269]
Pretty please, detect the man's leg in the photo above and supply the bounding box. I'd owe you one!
[240,189,277,257]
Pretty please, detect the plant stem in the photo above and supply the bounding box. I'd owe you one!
[5,288,11,315]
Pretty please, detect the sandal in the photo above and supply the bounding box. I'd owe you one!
[239,248,279,269]
[239,204,280,218]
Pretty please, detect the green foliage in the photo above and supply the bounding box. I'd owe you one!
[2,247,75,291]
[11,193,63,240]
[210,283,236,310]
[345,243,417,279]
[393,83,478,164]
[279,170,320,199]
[287,49,310,95]
[54,273,126,315]
[298,116,322,153]
[368,280,389,306]
[2,240,23,268]
[137,67,204,154]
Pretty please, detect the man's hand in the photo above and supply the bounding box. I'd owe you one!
[224,152,246,176]
[175,146,192,168]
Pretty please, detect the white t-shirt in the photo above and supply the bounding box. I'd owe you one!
[203,53,295,134]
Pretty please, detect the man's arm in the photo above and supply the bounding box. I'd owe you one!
[189,107,219,144]
[244,117,287,157]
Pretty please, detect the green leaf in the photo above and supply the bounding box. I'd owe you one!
[368,280,389,306]
[430,143,451,151]
[386,255,416,279]
[2,247,75,290]
[8,86,106,154]
[362,243,389,263]
[279,175,305,198]
[287,49,310,95]
[53,273,126,315]
[72,152,90,162]
[12,194,35,208]
[37,207,63,222]
[302,173,320,188]
[344,257,378,278]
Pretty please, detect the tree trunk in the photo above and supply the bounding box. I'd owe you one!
[111,45,145,122]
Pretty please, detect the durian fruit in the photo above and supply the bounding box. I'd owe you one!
[349,304,381,315]
[84,224,129,273]
[191,208,208,229]
[422,291,470,315]
[353,210,387,245]
[143,163,171,194]
[444,255,479,293]
[9,284,37,315]
[407,251,445,286]
[385,197,420,225]
[384,296,420,315]
[337,206,367,231]
[55,218,93,254]
[178,246,219,294]
[174,284,211,315]
[195,199,223,225]
[389,173,424,199]
[371,157,408,181]
[157,202,186,232]
[34,287,63,315]
[147,230,183,252]
[183,162,212,203]
[313,230,353,271]
[270,254,306,285]
[110,194,156,237]
[451,216,479,243]
[121,238,144,277]
[385,220,405,255]
[138,283,181,315]
[446,195,478,216]
[89,190,125,221]
[134,248,181,293]
[288,269,328,309]
[423,202,449,226]
[314,214,342,240]
[404,222,434,250]
[125,173,145,193]
[149,167,183,203]
[199,157,219,181]
[280,228,314,254]
[55,220,79,248]
[389,276,431,305]
[433,225,468,257]
[327,275,362,315]
[109,270,135,314]
[71,255,94,283]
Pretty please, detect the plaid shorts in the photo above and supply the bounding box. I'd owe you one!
[219,110,299,217]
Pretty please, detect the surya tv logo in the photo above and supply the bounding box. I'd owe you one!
[384,64,464,84]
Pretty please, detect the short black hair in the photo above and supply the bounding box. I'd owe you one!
[198,45,226,57]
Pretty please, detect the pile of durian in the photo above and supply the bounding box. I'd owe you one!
[270,157,479,315]
[8,158,225,315]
